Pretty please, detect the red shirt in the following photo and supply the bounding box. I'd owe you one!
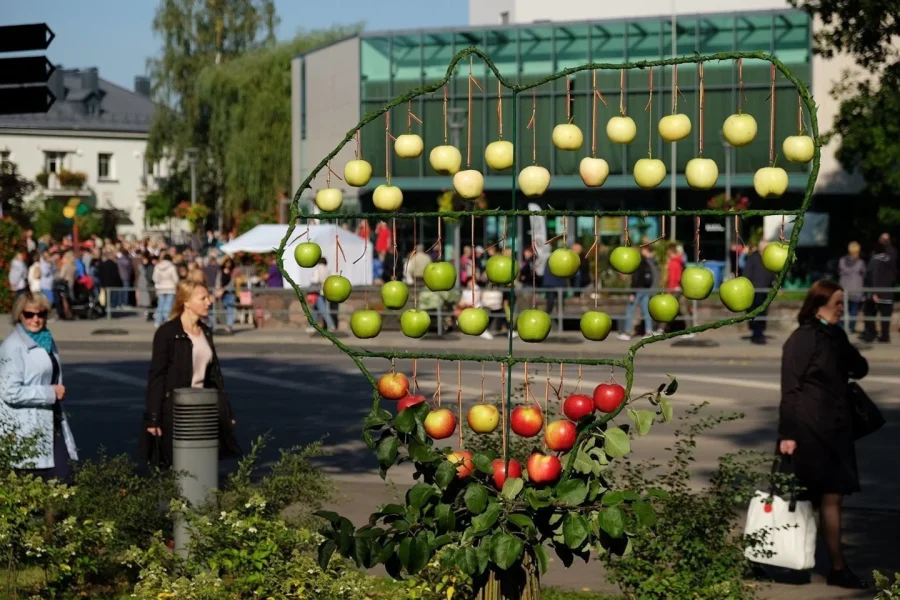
[667,255,684,291]
[374,225,392,254]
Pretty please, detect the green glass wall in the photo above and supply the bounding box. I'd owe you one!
[358,11,811,187]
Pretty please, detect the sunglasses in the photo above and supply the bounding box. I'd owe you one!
[22,310,49,320]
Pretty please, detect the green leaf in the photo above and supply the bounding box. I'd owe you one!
[317,538,336,569]
[464,484,489,515]
[355,526,386,538]
[562,512,590,549]
[431,534,452,551]
[598,507,625,538]
[633,501,658,527]
[379,504,406,516]
[525,488,554,510]
[628,409,655,436]
[556,479,589,506]
[621,490,641,502]
[435,503,456,533]
[407,439,439,463]
[458,546,478,576]
[501,477,524,500]
[534,543,550,575]
[588,478,606,502]
[603,427,631,458]
[475,543,490,574]
[376,434,400,467]
[492,533,525,570]
[407,483,435,509]
[364,407,393,429]
[664,376,678,396]
[572,448,594,474]
[659,397,673,423]
[472,452,494,474]
[409,533,432,574]
[338,518,354,554]
[506,514,537,536]
[394,408,417,433]
[601,491,625,507]
[471,503,500,533]
[353,536,373,568]
[398,537,413,570]
[647,487,671,500]
[435,460,457,489]
[315,510,341,524]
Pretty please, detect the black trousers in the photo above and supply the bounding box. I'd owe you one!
[749,292,769,340]
[863,301,893,340]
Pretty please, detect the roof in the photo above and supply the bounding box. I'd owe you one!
[0,68,154,134]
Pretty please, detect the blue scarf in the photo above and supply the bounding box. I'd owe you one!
[23,326,54,354]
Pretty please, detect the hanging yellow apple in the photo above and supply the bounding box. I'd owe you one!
[658,114,692,142]
[485,140,514,170]
[753,167,788,198]
[429,145,462,175]
[373,185,403,210]
[518,165,551,197]
[607,116,637,144]
[579,157,609,187]
[722,114,758,147]
[453,169,485,199]
[685,158,719,190]
[552,123,584,151]
[633,158,666,189]
[394,134,424,158]
[343,159,372,187]
[782,136,815,164]
[315,188,343,212]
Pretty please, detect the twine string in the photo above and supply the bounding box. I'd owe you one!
[531,237,540,309]
[412,358,419,393]
[619,69,626,116]
[411,219,418,308]
[566,75,572,122]
[591,70,598,157]
[623,217,631,246]
[497,80,503,139]
[481,361,486,403]
[457,361,463,448]
[769,63,776,165]
[467,57,484,169]
[433,360,441,406]
[500,363,507,458]
[694,216,701,262]
[544,364,551,416]
[593,216,600,308]
[738,58,745,113]
[673,64,678,114]
[699,62,705,156]
[443,87,448,145]
[575,364,583,393]
[355,130,360,159]
[391,218,398,280]
[470,215,476,305]
[645,67,653,158]
[797,93,804,136]
[385,112,392,186]
[526,87,537,164]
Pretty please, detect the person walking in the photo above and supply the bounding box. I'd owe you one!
[837,241,866,334]
[39,250,56,306]
[743,241,777,344]
[8,248,28,297]
[861,236,896,343]
[616,245,658,341]
[139,280,240,468]
[307,257,336,333]
[0,292,77,482]
[115,247,134,309]
[152,254,180,327]
[778,280,869,589]
[97,250,123,311]
[214,257,237,335]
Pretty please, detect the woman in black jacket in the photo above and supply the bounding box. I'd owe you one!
[139,279,240,467]
[779,280,868,589]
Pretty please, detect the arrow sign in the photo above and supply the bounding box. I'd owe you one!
[0,23,55,53]
[0,87,56,115]
[0,56,55,85]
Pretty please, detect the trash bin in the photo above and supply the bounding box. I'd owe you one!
[701,261,726,291]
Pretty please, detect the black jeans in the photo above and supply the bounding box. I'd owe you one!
[749,292,769,340]
[863,302,893,341]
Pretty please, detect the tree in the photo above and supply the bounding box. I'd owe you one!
[0,161,35,227]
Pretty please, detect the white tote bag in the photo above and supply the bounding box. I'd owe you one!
[743,489,817,570]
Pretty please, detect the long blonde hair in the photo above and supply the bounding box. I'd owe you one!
[170,279,206,321]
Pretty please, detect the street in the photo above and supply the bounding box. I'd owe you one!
[58,340,900,597]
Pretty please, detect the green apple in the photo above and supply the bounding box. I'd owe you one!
[547,248,580,279]
[293,242,321,268]
[315,188,343,212]
[648,293,679,323]
[782,135,814,164]
[680,266,715,300]
[322,275,352,303]
[380,281,409,310]
[350,309,382,339]
[458,307,489,336]
[485,255,518,285]
[633,158,667,189]
[400,309,431,338]
[722,113,758,147]
[762,242,790,273]
[516,309,552,343]
[423,261,457,291]
[609,246,641,274]
[343,159,372,187]
[580,311,612,341]
[685,157,719,190]
[719,276,755,312]
[753,167,789,199]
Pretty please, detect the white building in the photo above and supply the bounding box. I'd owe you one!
[0,67,166,237]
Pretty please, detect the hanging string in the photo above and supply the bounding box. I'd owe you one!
[531,238,539,308]
[391,218,398,280]
[738,58,745,113]
[457,361,463,448]
[470,215,476,305]
[334,234,346,274]
[355,129,360,159]
[619,69,626,116]
[385,111,392,186]
[524,362,541,409]
[591,70,598,157]
[407,100,422,134]
[672,64,678,114]
[412,358,419,393]
[699,63,705,156]
[480,361,486,403]
[433,360,442,406]
[593,216,600,308]
[544,364,551,417]
[694,216,701,262]
[411,219,418,308]
[769,63,776,165]
[575,364,583,393]
[555,364,564,402]
[526,87,537,164]
[467,57,483,169]
[623,217,631,246]
[645,67,654,158]
[497,80,503,140]
[565,76,572,122]
[797,93,804,136]
[443,87,448,145]
[733,216,743,278]
[500,363,507,457]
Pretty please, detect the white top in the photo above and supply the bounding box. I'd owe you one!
[187,330,213,389]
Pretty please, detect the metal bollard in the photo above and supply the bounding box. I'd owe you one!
[172,388,220,557]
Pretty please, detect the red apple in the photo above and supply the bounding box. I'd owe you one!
[491,458,523,489]
[593,383,626,413]
[511,406,544,438]
[544,420,577,452]
[397,394,426,412]
[447,450,475,479]
[424,408,457,440]
[562,394,594,421]
[526,453,562,484]
[378,372,410,400]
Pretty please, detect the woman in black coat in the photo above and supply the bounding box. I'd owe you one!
[139,279,241,467]
[779,279,868,589]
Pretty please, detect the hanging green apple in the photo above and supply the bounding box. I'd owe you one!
[516,309,552,343]
[315,188,343,212]
[423,261,457,291]
[722,113,758,147]
[719,276,755,312]
[485,254,518,284]
[607,116,637,144]
[322,275,352,303]
[400,309,431,338]
[518,165,551,197]
[457,307,489,336]
[350,309,382,339]
[680,266,715,300]
[453,169,485,199]
[609,246,641,274]
[633,158,666,189]
[648,293,679,322]
[782,135,814,164]
[343,159,372,187]
[380,281,409,310]
[547,248,580,278]
[429,145,462,175]
[552,123,584,151]
[685,158,719,190]
[658,114,692,142]
[580,310,612,341]
[762,241,790,272]
[485,140,514,170]
[293,242,321,268]
[753,167,788,199]
[373,185,403,211]
[579,157,609,187]
[394,133,424,158]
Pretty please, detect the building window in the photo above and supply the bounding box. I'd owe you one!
[44,151,66,173]
[98,153,113,180]
[500,11,509,24]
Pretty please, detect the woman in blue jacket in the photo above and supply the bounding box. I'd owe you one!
[0,291,77,481]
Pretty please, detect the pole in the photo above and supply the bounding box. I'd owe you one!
[669,1,677,241]
[724,141,732,279]
[449,108,466,288]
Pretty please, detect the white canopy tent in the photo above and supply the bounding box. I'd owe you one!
[218,224,373,288]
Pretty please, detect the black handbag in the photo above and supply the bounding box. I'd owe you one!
[848,381,885,440]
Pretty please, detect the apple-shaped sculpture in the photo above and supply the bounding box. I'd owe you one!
[722,113,758,147]
[518,165,551,197]
[485,140,514,171]
[343,159,372,187]
[453,169,485,199]
[633,158,667,189]
[322,275,352,303]
[753,167,789,199]
[423,261,457,291]
[762,242,790,273]
[429,145,462,175]
[350,309,382,339]
[400,309,431,338]
[685,158,719,190]
[782,135,815,164]
[373,185,403,211]
[380,281,408,310]
[719,276,755,312]
[552,123,584,151]
[315,188,343,212]
[485,254,518,285]
[516,309,552,343]
[394,133,424,158]
[607,116,637,144]
[580,311,612,341]
[609,246,641,274]
[547,248,580,279]
[658,114,692,142]
[293,242,321,268]
[648,293,679,323]
[579,157,609,187]
[458,307,489,336]
[680,266,715,300]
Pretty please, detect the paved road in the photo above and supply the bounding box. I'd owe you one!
[57,343,900,597]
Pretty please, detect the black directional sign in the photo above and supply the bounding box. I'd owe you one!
[0,23,56,115]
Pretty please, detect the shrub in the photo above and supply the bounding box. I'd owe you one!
[875,571,900,599]
[0,217,24,313]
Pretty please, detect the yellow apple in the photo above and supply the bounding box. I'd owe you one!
[485,140,514,170]
[394,134,424,158]
[373,185,403,211]
[658,114,692,142]
[552,123,584,151]
[579,157,609,187]
[633,158,666,189]
[343,159,372,187]
[453,169,485,199]
[607,116,637,144]
[753,167,789,199]
[518,165,551,197]
[429,145,462,175]
[782,135,815,164]
[722,114,758,147]
[685,157,719,190]
[315,188,343,212]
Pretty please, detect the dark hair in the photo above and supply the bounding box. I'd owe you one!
[797,279,842,324]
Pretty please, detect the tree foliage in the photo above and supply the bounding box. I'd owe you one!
[0,161,35,227]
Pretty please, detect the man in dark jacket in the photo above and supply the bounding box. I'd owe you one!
[743,241,777,344]
[97,251,123,309]
[861,234,896,342]
[616,245,658,341]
